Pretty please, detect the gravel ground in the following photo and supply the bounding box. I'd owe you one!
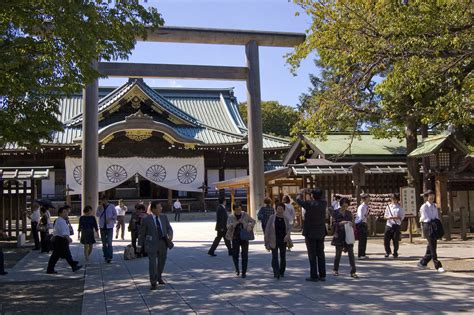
[0,278,84,314]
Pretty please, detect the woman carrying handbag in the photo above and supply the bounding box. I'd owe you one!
[226,203,255,278]
[331,197,358,278]
[264,203,292,279]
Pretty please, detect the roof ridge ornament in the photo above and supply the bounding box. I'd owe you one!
[125,110,153,121]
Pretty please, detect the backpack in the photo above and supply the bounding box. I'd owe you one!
[123,244,136,260]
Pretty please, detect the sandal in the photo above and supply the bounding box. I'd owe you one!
[350,273,359,279]
[333,270,339,276]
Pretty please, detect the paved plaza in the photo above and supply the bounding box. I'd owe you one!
[1,220,473,314]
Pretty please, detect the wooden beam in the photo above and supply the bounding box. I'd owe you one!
[99,62,248,81]
[144,26,305,47]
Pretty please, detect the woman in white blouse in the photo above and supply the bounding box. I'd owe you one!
[417,190,444,273]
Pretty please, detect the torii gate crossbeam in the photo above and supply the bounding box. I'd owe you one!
[82,26,305,218]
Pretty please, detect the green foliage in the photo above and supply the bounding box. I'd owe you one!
[0,1,163,148]
[289,0,473,142]
[238,101,299,138]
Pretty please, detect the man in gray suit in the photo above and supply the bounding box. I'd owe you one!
[138,201,173,290]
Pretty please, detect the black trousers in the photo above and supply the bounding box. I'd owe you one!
[334,245,356,274]
[31,221,40,249]
[305,238,326,279]
[232,239,249,274]
[174,210,181,222]
[40,231,49,253]
[357,223,368,257]
[208,230,232,255]
[131,230,138,253]
[271,242,287,276]
[420,235,442,269]
[384,225,401,256]
[47,237,76,272]
[0,249,5,274]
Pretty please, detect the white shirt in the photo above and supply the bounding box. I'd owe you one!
[419,201,439,223]
[355,203,369,224]
[284,203,295,223]
[173,201,182,210]
[332,200,341,210]
[385,203,405,227]
[53,217,70,237]
[31,209,40,223]
[115,205,127,216]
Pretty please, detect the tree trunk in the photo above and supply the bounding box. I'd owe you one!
[405,117,422,211]
[420,124,432,192]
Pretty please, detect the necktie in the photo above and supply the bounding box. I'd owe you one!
[101,206,107,229]
[155,216,164,239]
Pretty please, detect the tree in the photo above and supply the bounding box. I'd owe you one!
[238,101,299,137]
[288,0,473,187]
[0,1,163,148]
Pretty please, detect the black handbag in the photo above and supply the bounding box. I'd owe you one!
[165,237,174,250]
[430,219,444,239]
[239,228,255,241]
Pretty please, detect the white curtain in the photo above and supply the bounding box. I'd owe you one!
[65,156,205,195]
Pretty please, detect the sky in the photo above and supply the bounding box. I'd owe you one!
[100,0,317,107]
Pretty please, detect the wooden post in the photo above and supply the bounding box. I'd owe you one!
[22,181,27,235]
[246,186,250,213]
[435,173,448,215]
[245,40,264,220]
[408,217,413,243]
[460,206,467,240]
[231,189,235,211]
[82,60,99,213]
[167,189,173,209]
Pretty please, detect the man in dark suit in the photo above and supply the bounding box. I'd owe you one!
[296,188,328,282]
[208,197,232,257]
[139,201,173,290]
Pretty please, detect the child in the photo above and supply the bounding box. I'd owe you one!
[78,206,99,264]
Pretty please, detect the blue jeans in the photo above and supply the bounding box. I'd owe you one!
[100,228,113,260]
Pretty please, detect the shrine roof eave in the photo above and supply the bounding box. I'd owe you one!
[214,167,290,189]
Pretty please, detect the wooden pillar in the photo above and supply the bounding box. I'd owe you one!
[246,186,250,213]
[245,40,264,220]
[22,181,27,235]
[167,189,173,209]
[435,173,448,215]
[82,60,99,213]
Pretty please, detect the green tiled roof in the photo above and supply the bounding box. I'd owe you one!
[3,79,289,150]
[408,134,470,157]
[305,134,406,156]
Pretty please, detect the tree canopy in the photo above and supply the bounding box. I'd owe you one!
[0,1,163,148]
[239,101,299,138]
[289,0,472,143]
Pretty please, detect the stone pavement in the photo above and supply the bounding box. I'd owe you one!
[1,221,473,314]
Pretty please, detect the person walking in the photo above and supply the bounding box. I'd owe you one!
[283,195,295,227]
[417,190,445,273]
[96,195,117,263]
[257,198,274,232]
[38,207,51,253]
[296,188,327,282]
[331,197,358,278]
[46,207,82,274]
[331,195,341,211]
[208,196,232,257]
[173,199,182,222]
[29,201,41,250]
[115,199,127,240]
[226,203,255,278]
[78,206,99,264]
[384,193,405,258]
[129,203,146,257]
[264,203,292,279]
[355,193,370,259]
[138,201,173,290]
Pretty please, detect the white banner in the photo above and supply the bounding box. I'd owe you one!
[66,156,205,195]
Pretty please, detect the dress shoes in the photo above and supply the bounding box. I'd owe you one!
[158,279,166,285]
[305,277,318,282]
[72,265,83,272]
[46,270,58,274]
[150,284,158,290]
[0,271,8,276]
[208,252,217,257]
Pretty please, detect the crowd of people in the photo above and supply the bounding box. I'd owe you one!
[2,188,444,288]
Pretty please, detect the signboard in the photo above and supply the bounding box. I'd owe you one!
[400,186,417,216]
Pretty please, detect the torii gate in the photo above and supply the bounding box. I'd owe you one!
[82,26,305,218]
